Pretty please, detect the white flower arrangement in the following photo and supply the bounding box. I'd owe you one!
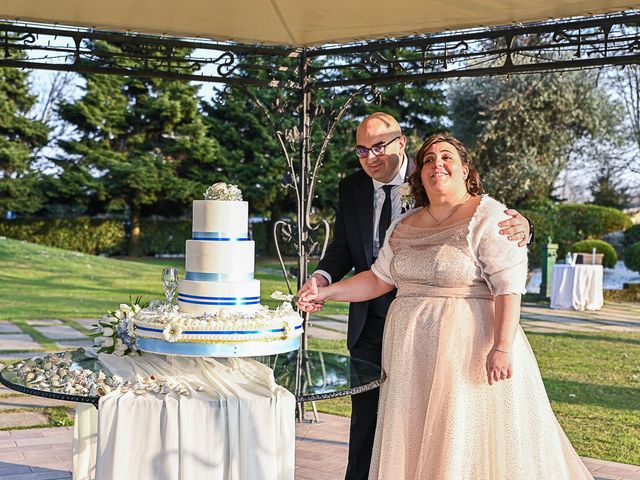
[134,300,303,342]
[91,298,145,356]
[204,182,243,201]
[398,182,415,211]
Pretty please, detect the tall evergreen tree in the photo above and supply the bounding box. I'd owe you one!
[55,42,220,255]
[0,67,49,217]
[449,71,620,206]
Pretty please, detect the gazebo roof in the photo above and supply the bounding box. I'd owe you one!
[0,0,636,47]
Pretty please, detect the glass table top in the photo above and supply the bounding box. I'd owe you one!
[0,349,381,407]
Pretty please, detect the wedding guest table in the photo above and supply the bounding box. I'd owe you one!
[550,264,604,311]
[0,348,381,480]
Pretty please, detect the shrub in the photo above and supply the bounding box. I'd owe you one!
[623,224,640,247]
[570,239,618,268]
[519,209,555,269]
[0,217,126,255]
[138,219,190,256]
[624,242,640,273]
[556,204,632,240]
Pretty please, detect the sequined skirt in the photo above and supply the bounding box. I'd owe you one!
[368,289,593,480]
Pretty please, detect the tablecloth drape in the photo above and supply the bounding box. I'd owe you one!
[550,264,604,311]
[73,352,295,480]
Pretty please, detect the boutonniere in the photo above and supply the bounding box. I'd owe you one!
[398,182,415,211]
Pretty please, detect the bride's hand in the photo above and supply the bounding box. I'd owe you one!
[296,277,326,313]
[486,347,513,385]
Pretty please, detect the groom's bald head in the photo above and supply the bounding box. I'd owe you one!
[355,112,406,183]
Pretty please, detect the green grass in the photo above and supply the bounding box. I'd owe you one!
[0,238,349,320]
[1,238,639,463]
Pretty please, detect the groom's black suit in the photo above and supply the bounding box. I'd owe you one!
[315,160,413,480]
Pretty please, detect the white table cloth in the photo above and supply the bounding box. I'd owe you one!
[73,352,295,480]
[550,264,604,311]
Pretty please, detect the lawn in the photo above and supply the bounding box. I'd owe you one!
[0,237,639,464]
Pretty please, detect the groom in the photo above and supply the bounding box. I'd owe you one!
[298,112,531,480]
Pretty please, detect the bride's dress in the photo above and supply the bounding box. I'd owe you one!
[369,195,592,480]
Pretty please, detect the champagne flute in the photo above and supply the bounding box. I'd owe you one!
[162,267,178,304]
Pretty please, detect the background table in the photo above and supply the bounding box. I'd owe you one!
[550,264,604,311]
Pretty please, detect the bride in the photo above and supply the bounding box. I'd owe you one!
[298,134,592,479]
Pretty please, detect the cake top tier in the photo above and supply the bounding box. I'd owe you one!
[193,183,248,239]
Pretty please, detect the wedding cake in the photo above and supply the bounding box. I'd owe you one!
[133,183,303,357]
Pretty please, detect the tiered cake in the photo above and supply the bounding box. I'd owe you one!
[177,199,261,315]
[133,183,303,357]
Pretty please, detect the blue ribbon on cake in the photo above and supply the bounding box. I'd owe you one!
[192,231,250,241]
[136,336,301,356]
[177,293,260,306]
[184,272,254,281]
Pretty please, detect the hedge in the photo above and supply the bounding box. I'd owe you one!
[556,204,632,241]
[0,217,272,256]
[570,239,618,268]
[624,242,640,273]
[0,217,126,255]
[623,224,640,247]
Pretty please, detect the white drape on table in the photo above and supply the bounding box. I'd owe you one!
[550,265,604,311]
[73,352,295,480]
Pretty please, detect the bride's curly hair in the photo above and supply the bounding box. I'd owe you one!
[409,133,484,207]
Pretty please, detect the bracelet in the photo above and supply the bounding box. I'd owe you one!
[492,347,512,354]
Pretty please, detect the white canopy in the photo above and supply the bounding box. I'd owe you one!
[0,0,636,47]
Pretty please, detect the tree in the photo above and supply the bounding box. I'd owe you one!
[449,71,620,206]
[203,72,448,254]
[0,66,49,217]
[589,166,632,209]
[55,42,220,255]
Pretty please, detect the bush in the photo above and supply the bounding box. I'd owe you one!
[138,219,190,256]
[0,217,193,256]
[519,209,555,269]
[623,224,640,247]
[556,204,632,240]
[570,239,618,268]
[0,217,126,255]
[624,242,640,273]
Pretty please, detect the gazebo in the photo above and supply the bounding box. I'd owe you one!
[0,1,638,299]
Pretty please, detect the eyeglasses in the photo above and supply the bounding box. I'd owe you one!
[354,136,400,158]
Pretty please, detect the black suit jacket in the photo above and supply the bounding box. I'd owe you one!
[316,160,414,350]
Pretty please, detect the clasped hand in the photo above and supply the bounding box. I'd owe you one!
[296,276,327,313]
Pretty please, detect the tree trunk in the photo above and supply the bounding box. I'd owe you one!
[128,202,142,257]
[266,202,283,258]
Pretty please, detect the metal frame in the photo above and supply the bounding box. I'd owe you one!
[1,11,639,420]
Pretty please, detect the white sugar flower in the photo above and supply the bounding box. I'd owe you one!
[102,327,114,337]
[102,337,114,348]
[271,290,294,302]
[163,321,183,343]
[204,182,243,201]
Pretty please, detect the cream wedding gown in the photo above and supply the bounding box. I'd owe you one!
[368,195,592,480]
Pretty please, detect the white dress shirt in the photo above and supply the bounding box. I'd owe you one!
[315,155,408,284]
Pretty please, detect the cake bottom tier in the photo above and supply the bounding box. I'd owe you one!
[136,335,301,357]
[177,279,261,315]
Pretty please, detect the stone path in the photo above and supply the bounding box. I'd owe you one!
[309,301,640,339]
[0,415,639,480]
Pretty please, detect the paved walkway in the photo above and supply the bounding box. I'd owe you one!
[308,301,640,339]
[0,414,639,480]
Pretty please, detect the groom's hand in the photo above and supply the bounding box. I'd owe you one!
[499,209,531,247]
[296,275,327,313]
